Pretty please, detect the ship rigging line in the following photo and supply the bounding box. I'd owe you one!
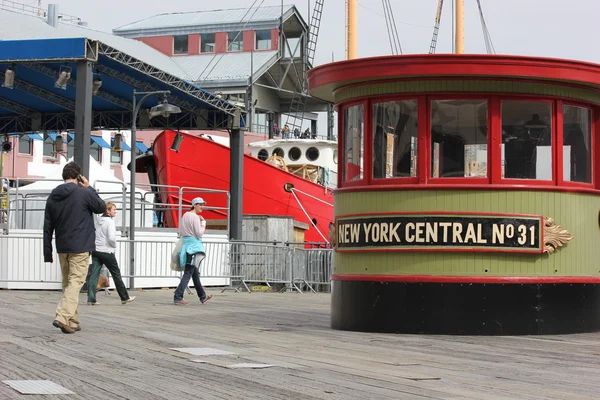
[475,0,496,54]
[289,187,333,207]
[289,189,329,243]
[381,0,402,55]
[196,0,265,84]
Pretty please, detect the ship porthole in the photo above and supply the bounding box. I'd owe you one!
[272,147,284,157]
[289,147,301,161]
[306,147,320,161]
[333,149,338,164]
[258,149,269,161]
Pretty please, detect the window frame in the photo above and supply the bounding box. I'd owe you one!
[427,95,491,185]
[339,99,368,188]
[370,95,422,185]
[173,35,189,55]
[336,93,599,194]
[255,30,272,50]
[18,135,32,155]
[227,32,243,52]
[557,100,595,189]
[200,33,215,53]
[497,97,555,186]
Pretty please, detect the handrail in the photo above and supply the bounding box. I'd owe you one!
[93,179,127,234]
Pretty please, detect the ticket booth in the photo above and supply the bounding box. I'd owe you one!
[308,54,600,335]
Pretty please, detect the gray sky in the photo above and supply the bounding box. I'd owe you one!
[35,0,600,132]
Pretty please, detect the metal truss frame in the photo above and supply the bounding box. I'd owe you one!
[22,63,131,110]
[97,43,242,117]
[0,98,36,116]
[13,78,75,111]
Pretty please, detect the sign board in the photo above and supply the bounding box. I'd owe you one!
[336,212,543,253]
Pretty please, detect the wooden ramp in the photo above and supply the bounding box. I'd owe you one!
[0,289,598,399]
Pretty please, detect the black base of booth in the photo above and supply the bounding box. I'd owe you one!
[331,280,600,335]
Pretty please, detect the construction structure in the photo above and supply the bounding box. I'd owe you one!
[113,3,331,139]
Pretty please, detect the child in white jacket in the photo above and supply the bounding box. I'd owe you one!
[87,202,135,305]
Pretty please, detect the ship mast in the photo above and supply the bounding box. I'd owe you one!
[455,0,464,54]
[346,0,357,59]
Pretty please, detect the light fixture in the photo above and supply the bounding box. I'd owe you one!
[1,140,12,152]
[92,75,102,95]
[112,133,123,152]
[148,97,182,119]
[170,131,183,152]
[53,134,64,154]
[2,66,15,89]
[55,65,71,90]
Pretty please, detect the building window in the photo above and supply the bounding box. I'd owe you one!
[373,100,418,179]
[501,101,552,180]
[562,105,592,183]
[255,30,271,50]
[110,151,122,164]
[174,35,188,54]
[67,135,74,159]
[201,33,215,53]
[344,104,364,182]
[43,134,54,157]
[228,32,243,51]
[18,135,32,155]
[430,100,488,178]
[91,141,101,162]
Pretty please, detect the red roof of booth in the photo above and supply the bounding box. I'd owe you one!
[307,54,600,103]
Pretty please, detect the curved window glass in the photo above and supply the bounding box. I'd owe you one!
[430,100,488,178]
[373,100,418,179]
[501,101,552,180]
[344,105,364,182]
[562,105,592,183]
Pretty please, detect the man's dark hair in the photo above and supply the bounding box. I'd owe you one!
[62,162,82,181]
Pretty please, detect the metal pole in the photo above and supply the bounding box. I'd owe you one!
[327,103,335,140]
[347,0,358,59]
[74,60,93,177]
[128,90,170,289]
[129,93,137,290]
[229,127,243,240]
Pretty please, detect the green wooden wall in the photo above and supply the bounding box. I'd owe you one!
[335,190,600,277]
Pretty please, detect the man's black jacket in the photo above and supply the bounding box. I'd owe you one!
[43,182,107,263]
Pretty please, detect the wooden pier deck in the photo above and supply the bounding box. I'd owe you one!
[0,288,598,399]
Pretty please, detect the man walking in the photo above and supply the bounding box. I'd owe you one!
[43,162,107,333]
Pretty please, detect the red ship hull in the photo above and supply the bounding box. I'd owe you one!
[150,130,334,243]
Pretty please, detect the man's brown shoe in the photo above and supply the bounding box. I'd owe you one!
[70,324,81,332]
[53,320,75,334]
[174,300,189,305]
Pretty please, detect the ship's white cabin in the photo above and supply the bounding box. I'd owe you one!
[248,139,338,189]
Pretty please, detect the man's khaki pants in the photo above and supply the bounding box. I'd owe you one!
[55,253,90,326]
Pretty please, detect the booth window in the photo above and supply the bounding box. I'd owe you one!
[430,99,488,178]
[501,101,552,180]
[373,100,418,179]
[562,105,592,184]
[344,104,364,182]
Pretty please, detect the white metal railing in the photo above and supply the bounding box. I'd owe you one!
[0,232,333,293]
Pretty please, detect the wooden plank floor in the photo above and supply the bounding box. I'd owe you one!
[0,288,598,399]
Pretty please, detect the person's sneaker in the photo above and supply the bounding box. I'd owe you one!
[121,296,136,305]
[52,320,75,334]
[200,295,213,304]
[87,301,98,305]
[174,300,189,305]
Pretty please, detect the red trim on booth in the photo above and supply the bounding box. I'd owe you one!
[307,54,600,92]
[334,184,600,195]
[331,274,600,284]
